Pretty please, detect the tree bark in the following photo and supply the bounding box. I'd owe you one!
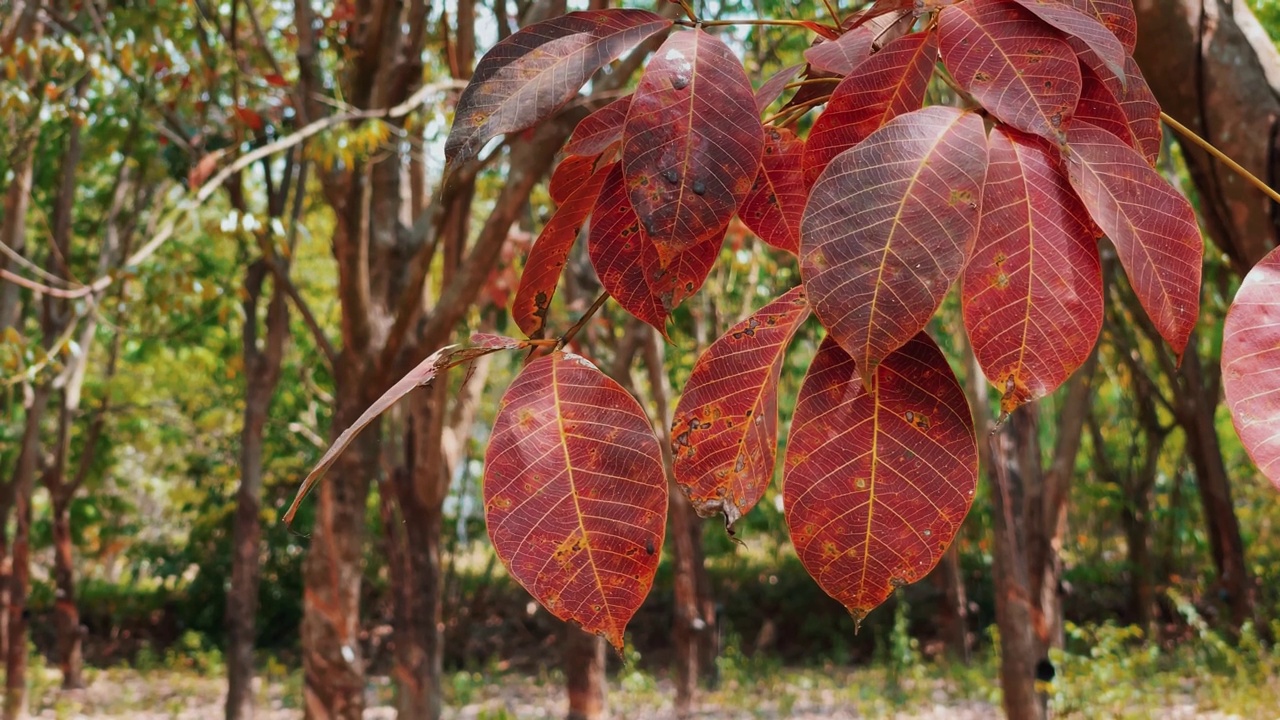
[226,261,289,720]
[564,625,607,720]
[929,544,970,662]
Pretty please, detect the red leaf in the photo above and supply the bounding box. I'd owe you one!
[513,162,614,338]
[804,30,936,186]
[1009,0,1127,84]
[961,127,1103,413]
[1222,246,1280,489]
[1065,120,1202,358]
[284,336,524,524]
[738,128,807,254]
[1073,51,1161,166]
[672,286,810,527]
[588,165,720,334]
[1066,0,1137,52]
[939,0,1081,142]
[755,63,804,113]
[564,95,632,158]
[804,26,875,76]
[264,72,288,87]
[235,106,264,132]
[550,154,598,205]
[621,29,763,264]
[784,333,978,622]
[445,9,672,163]
[484,352,668,650]
[801,106,988,384]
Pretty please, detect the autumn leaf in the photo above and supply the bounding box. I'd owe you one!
[484,352,668,650]
[1066,0,1137,52]
[1065,120,1202,358]
[1073,50,1161,166]
[801,106,988,386]
[513,162,614,338]
[550,154,600,206]
[1222,245,1280,489]
[621,29,763,264]
[564,95,633,158]
[754,63,804,113]
[784,334,978,624]
[671,286,810,528]
[939,0,1081,142]
[444,9,672,163]
[803,30,936,186]
[1009,0,1127,84]
[738,127,807,254]
[961,127,1103,413]
[588,165,721,334]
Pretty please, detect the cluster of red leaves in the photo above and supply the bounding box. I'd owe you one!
[420,0,1277,646]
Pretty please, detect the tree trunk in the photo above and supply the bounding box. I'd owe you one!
[49,494,83,689]
[930,544,971,662]
[1133,0,1277,634]
[226,261,289,720]
[564,625,607,720]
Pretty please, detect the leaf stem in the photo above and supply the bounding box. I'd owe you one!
[683,18,834,31]
[1160,111,1280,206]
[820,0,842,28]
[676,0,698,23]
[556,292,610,352]
[783,77,840,90]
[765,94,832,127]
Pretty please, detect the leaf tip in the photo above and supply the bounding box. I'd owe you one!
[850,608,867,635]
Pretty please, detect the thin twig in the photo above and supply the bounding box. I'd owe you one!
[556,292,610,352]
[820,0,841,28]
[1160,110,1280,206]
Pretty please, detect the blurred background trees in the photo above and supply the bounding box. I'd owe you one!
[1,0,1279,718]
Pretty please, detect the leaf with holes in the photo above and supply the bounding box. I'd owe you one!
[285,335,524,524]
[1065,121,1202,358]
[1223,246,1280,489]
[784,334,978,623]
[1073,50,1161,166]
[962,127,1103,413]
[445,9,672,163]
[801,106,988,385]
[672,286,810,528]
[804,30,936,186]
[514,162,615,338]
[739,127,807,254]
[939,0,1081,142]
[622,29,763,263]
[1067,0,1137,52]
[1010,0,1126,84]
[550,154,601,205]
[564,95,633,158]
[484,352,667,649]
[589,164,721,334]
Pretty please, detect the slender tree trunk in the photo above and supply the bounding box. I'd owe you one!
[564,625,607,720]
[930,544,970,662]
[226,262,289,720]
[49,493,83,689]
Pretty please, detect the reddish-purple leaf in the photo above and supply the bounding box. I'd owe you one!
[805,25,876,76]
[1010,0,1126,84]
[939,0,1081,142]
[961,127,1103,413]
[484,351,668,649]
[284,336,524,524]
[550,154,600,205]
[1222,246,1280,489]
[804,31,936,186]
[784,333,978,622]
[588,165,720,334]
[739,127,807,254]
[671,286,810,527]
[564,95,633,158]
[1073,51,1161,166]
[1066,0,1137,52]
[801,106,988,384]
[514,162,614,338]
[1065,120,1202,358]
[755,63,804,113]
[445,9,672,163]
[621,29,763,263]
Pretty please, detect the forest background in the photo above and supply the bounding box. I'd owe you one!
[3,0,1280,718]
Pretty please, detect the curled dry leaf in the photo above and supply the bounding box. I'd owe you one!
[672,286,810,528]
[284,335,524,525]
[784,334,978,624]
[484,352,668,649]
[1222,245,1280,489]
